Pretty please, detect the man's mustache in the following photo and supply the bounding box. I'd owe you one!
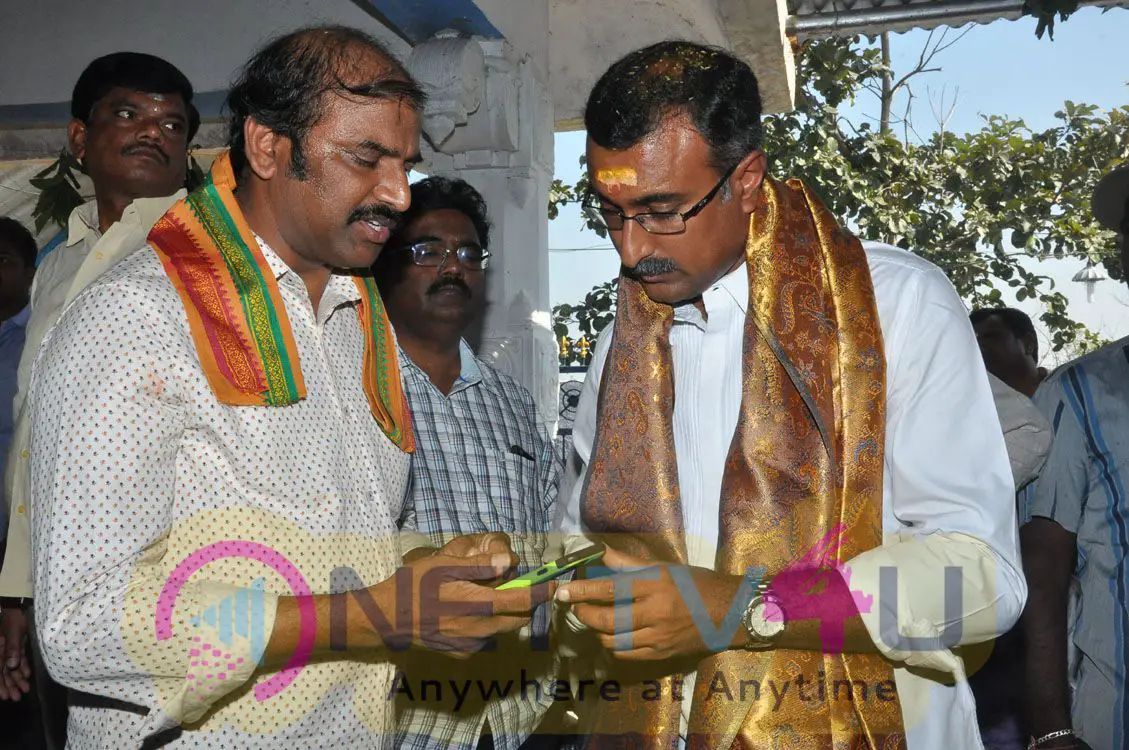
[122,142,169,165]
[348,204,402,230]
[427,276,471,298]
[624,256,679,279]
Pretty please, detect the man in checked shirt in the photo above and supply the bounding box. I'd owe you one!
[374,176,565,750]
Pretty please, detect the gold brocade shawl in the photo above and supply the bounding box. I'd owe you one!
[579,178,907,749]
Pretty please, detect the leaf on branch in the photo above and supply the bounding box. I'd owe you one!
[30,148,86,233]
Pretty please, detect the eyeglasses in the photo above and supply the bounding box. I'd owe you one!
[582,164,738,235]
[402,241,491,271]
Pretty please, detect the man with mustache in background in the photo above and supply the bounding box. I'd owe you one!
[374,176,563,750]
[0,51,199,749]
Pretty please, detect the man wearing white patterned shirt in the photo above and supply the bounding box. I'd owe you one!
[375,177,563,750]
[28,27,548,749]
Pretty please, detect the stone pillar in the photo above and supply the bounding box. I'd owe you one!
[408,30,557,428]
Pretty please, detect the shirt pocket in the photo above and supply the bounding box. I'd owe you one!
[476,448,543,562]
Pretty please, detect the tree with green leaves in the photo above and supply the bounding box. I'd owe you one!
[550,33,1129,366]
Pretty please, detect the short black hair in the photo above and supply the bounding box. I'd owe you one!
[71,52,200,140]
[0,218,38,269]
[970,307,1038,358]
[584,41,763,173]
[226,25,426,181]
[374,176,492,292]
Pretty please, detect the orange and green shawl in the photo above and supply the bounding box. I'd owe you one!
[147,150,414,452]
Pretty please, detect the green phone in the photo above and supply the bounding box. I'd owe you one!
[494,543,606,590]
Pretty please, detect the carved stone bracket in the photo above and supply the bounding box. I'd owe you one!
[408,31,519,157]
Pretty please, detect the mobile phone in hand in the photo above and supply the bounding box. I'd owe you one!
[494,543,606,590]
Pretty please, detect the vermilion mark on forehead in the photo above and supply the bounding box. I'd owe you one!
[595,167,637,194]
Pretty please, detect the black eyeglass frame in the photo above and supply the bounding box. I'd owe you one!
[399,241,492,271]
[582,163,739,235]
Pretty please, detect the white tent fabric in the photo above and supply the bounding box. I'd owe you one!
[0,163,93,248]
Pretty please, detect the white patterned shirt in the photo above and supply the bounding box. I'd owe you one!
[29,238,412,748]
[2,193,183,599]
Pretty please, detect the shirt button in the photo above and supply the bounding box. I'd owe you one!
[16,505,25,515]
[19,450,28,460]
[95,251,104,261]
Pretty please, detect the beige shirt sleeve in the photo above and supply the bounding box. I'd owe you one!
[844,531,1021,675]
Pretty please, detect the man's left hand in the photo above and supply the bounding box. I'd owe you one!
[0,607,31,700]
[555,548,751,661]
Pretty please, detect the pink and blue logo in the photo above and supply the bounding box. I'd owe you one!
[151,525,967,704]
[155,541,318,701]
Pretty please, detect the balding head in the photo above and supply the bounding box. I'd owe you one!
[226,25,425,182]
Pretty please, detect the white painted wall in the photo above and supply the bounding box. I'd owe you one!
[544,0,794,127]
[0,0,411,105]
[473,0,550,74]
[413,8,560,423]
[0,0,794,121]
[547,0,730,129]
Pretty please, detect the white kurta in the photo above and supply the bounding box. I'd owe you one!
[559,241,1027,749]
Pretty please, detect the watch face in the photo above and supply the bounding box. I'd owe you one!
[751,600,786,638]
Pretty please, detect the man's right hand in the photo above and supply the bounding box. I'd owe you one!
[384,533,554,657]
[266,533,554,667]
[0,606,31,700]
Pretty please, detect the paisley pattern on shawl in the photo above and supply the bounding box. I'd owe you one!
[580,177,905,749]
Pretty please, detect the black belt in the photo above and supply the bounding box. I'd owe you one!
[68,690,148,716]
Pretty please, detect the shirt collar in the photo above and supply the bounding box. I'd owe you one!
[65,191,187,248]
[399,339,487,396]
[66,199,100,247]
[454,340,484,390]
[257,236,295,281]
[672,261,748,330]
[253,235,363,308]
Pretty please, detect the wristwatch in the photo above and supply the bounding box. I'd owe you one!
[741,581,786,649]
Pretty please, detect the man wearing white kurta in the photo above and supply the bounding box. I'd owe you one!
[560,242,1026,749]
[553,40,1025,750]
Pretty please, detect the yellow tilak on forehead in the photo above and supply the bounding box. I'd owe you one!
[595,167,637,191]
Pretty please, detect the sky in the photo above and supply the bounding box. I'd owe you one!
[546,6,1129,365]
